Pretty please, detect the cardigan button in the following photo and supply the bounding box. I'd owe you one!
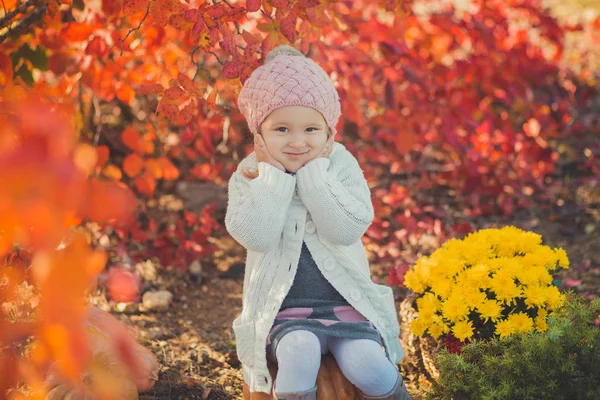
[323,258,336,271]
[305,221,316,234]
[350,289,362,302]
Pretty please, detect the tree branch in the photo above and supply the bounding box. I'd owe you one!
[0,2,45,45]
[119,5,149,55]
[0,0,39,29]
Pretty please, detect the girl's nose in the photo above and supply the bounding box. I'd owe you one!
[288,133,306,148]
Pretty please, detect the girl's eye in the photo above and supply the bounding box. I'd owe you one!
[276,127,288,132]
[306,127,318,132]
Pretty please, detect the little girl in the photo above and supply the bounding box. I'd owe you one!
[227,45,410,400]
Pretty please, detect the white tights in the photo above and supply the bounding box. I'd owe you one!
[274,330,399,396]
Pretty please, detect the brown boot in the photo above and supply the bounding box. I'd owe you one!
[359,373,411,400]
[275,385,317,400]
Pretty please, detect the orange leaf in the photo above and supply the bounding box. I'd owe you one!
[123,0,149,16]
[121,127,143,153]
[157,157,179,180]
[177,72,195,92]
[163,86,187,102]
[60,23,98,42]
[261,31,280,58]
[137,82,164,96]
[145,158,162,179]
[395,130,419,155]
[116,83,135,104]
[73,143,98,175]
[0,52,13,86]
[134,171,156,197]
[95,145,110,168]
[102,164,123,181]
[123,153,145,178]
[85,180,136,223]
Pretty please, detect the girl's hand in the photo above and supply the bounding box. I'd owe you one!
[254,133,285,171]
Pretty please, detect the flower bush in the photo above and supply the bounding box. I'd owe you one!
[404,226,570,342]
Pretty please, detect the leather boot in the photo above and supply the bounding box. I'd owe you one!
[275,385,317,400]
[359,373,411,400]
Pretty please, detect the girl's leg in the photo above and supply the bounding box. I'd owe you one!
[328,337,409,398]
[274,330,327,395]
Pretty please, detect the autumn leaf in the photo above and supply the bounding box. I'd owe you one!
[60,23,98,42]
[123,153,145,178]
[121,127,144,153]
[102,164,123,181]
[134,171,156,196]
[299,0,320,7]
[157,157,179,180]
[137,82,165,96]
[102,0,123,17]
[246,0,261,12]
[280,12,297,43]
[261,31,280,58]
[0,52,13,86]
[395,130,419,155]
[84,180,136,223]
[222,61,245,79]
[123,0,150,16]
[85,37,108,57]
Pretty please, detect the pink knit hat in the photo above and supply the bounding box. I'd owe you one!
[237,45,341,135]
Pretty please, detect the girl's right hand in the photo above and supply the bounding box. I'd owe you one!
[254,134,285,171]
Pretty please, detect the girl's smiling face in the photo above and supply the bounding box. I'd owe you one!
[259,106,329,173]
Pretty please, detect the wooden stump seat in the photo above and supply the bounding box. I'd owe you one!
[242,354,361,400]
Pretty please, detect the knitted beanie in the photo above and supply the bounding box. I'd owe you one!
[237,45,341,135]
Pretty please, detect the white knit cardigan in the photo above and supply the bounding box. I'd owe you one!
[226,142,405,393]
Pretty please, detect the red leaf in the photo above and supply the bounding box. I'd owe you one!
[184,8,201,22]
[85,36,108,57]
[123,0,149,16]
[102,0,123,17]
[177,72,195,92]
[222,61,245,79]
[0,51,13,86]
[299,0,320,6]
[246,0,261,12]
[267,0,287,8]
[280,12,297,43]
[137,82,164,96]
[60,23,98,42]
[163,86,187,102]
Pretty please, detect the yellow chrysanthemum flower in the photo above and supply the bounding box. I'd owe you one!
[410,318,427,337]
[404,269,426,294]
[477,300,503,322]
[506,312,534,333]
[535,309,548,332]
[544,286,565,309]
[495,319,515,338]
[452,320,475,342]
[554,248,569,269]
[523,285,547,308]
[406,227,568,342]
[441,293,470,322]
[428,321,449,339]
